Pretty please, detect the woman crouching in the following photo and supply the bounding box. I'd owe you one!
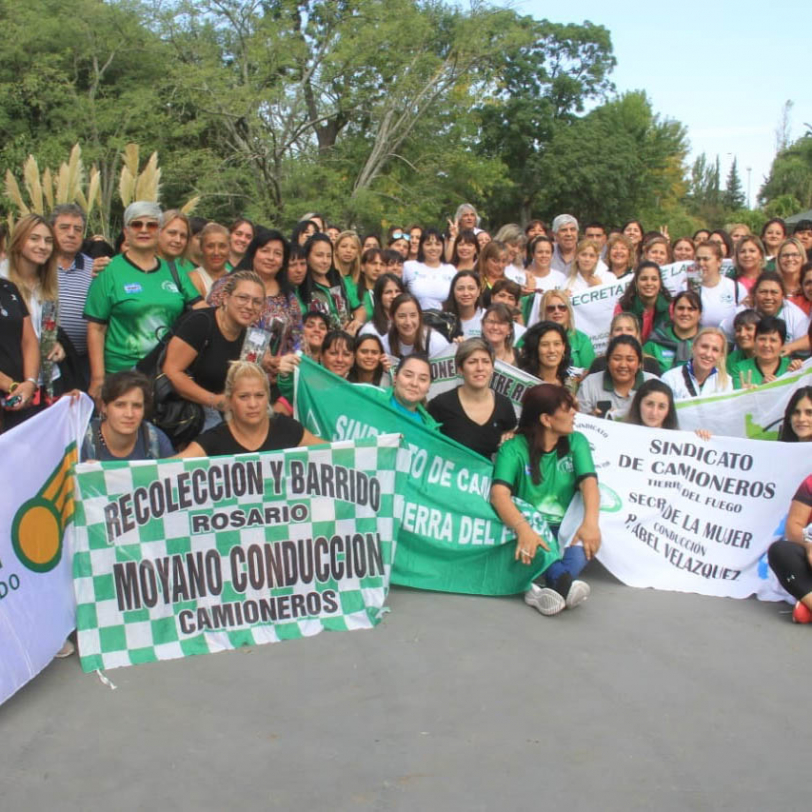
[490,384,601,616]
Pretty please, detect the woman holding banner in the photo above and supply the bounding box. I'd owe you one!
[428,338,515,459]
[661,327,732,399]
[178,360,322,457]
[491,384,600,616]
[767,476,812,624]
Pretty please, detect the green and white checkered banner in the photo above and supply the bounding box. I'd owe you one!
[72,435,402,672]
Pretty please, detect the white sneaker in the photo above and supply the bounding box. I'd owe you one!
[565,580,590,609]
[524,583,565,616]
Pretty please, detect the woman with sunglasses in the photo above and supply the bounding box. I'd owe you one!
[85,202,204,404]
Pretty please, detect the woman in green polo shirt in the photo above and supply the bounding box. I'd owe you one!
[491,384,600,617]
[84,202,204,404]
[734,316,801,388]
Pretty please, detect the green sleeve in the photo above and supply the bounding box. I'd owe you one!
[277,372,294,403]
[362,289,374,320]
[343,276,361,310]
[521,294,535,324]
[493,438,524,491]
[572,330,595,369]
[83,267,113,321]
[570,432,596,480]
[177,262,203,303]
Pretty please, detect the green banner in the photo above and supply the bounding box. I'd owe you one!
[72,436,401,672]
[295,357,560,595]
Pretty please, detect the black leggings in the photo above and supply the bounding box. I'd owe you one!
[768,540,812,601]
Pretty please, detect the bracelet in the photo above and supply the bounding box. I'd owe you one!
[8,381,19,393]
[25,377,38,387]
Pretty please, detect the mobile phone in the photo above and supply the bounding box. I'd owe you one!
[2,394,22,408]
[596,400,612,418]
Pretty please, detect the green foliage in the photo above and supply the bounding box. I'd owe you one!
[475,17,616,223]
[0,0,720,235]
[723,158,745,210]
[525,91,688,226]
[760,134,812,212]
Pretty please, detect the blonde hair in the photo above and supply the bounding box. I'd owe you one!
[198,222,229,244]
[606,233,637,272]
[8,213,58,305]
[223,360,270,420]
[538,289,574,331]
[566,238,601,289]
[693,327,729,388]
[777,237,808,267]
[158,210,192,261]
[221,270,265,298]
[334,231,362,283]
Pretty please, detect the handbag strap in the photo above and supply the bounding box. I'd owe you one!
[681,363,698,398]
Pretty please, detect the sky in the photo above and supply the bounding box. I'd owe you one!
[518,0,812,208]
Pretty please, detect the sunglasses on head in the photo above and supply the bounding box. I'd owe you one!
[128,220,159,232]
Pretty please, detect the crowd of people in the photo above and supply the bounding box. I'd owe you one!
[3,201,812,637]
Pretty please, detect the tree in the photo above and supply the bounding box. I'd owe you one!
[723,158,745,210]
[760,134,812,211]
[525,91,687,225]
[475,17,616,224]
[157,0,522,226]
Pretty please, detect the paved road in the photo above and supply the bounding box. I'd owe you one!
[1,565,807,811]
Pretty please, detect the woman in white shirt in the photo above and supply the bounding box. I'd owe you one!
[697,241,747,328]
[443,270,484,338]
[661,327,733,399]
[402,228,457,311]
[381,292,451,359]
[564,239,612,293]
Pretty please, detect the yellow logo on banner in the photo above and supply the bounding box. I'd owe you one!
[11,443,78,573]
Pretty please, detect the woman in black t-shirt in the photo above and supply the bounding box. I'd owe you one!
[0,277,40,432]
[177,360,322,457]
[427,338,516,460]
[162,271,266,430]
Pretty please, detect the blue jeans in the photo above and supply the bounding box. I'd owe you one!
[542,524,588,585]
